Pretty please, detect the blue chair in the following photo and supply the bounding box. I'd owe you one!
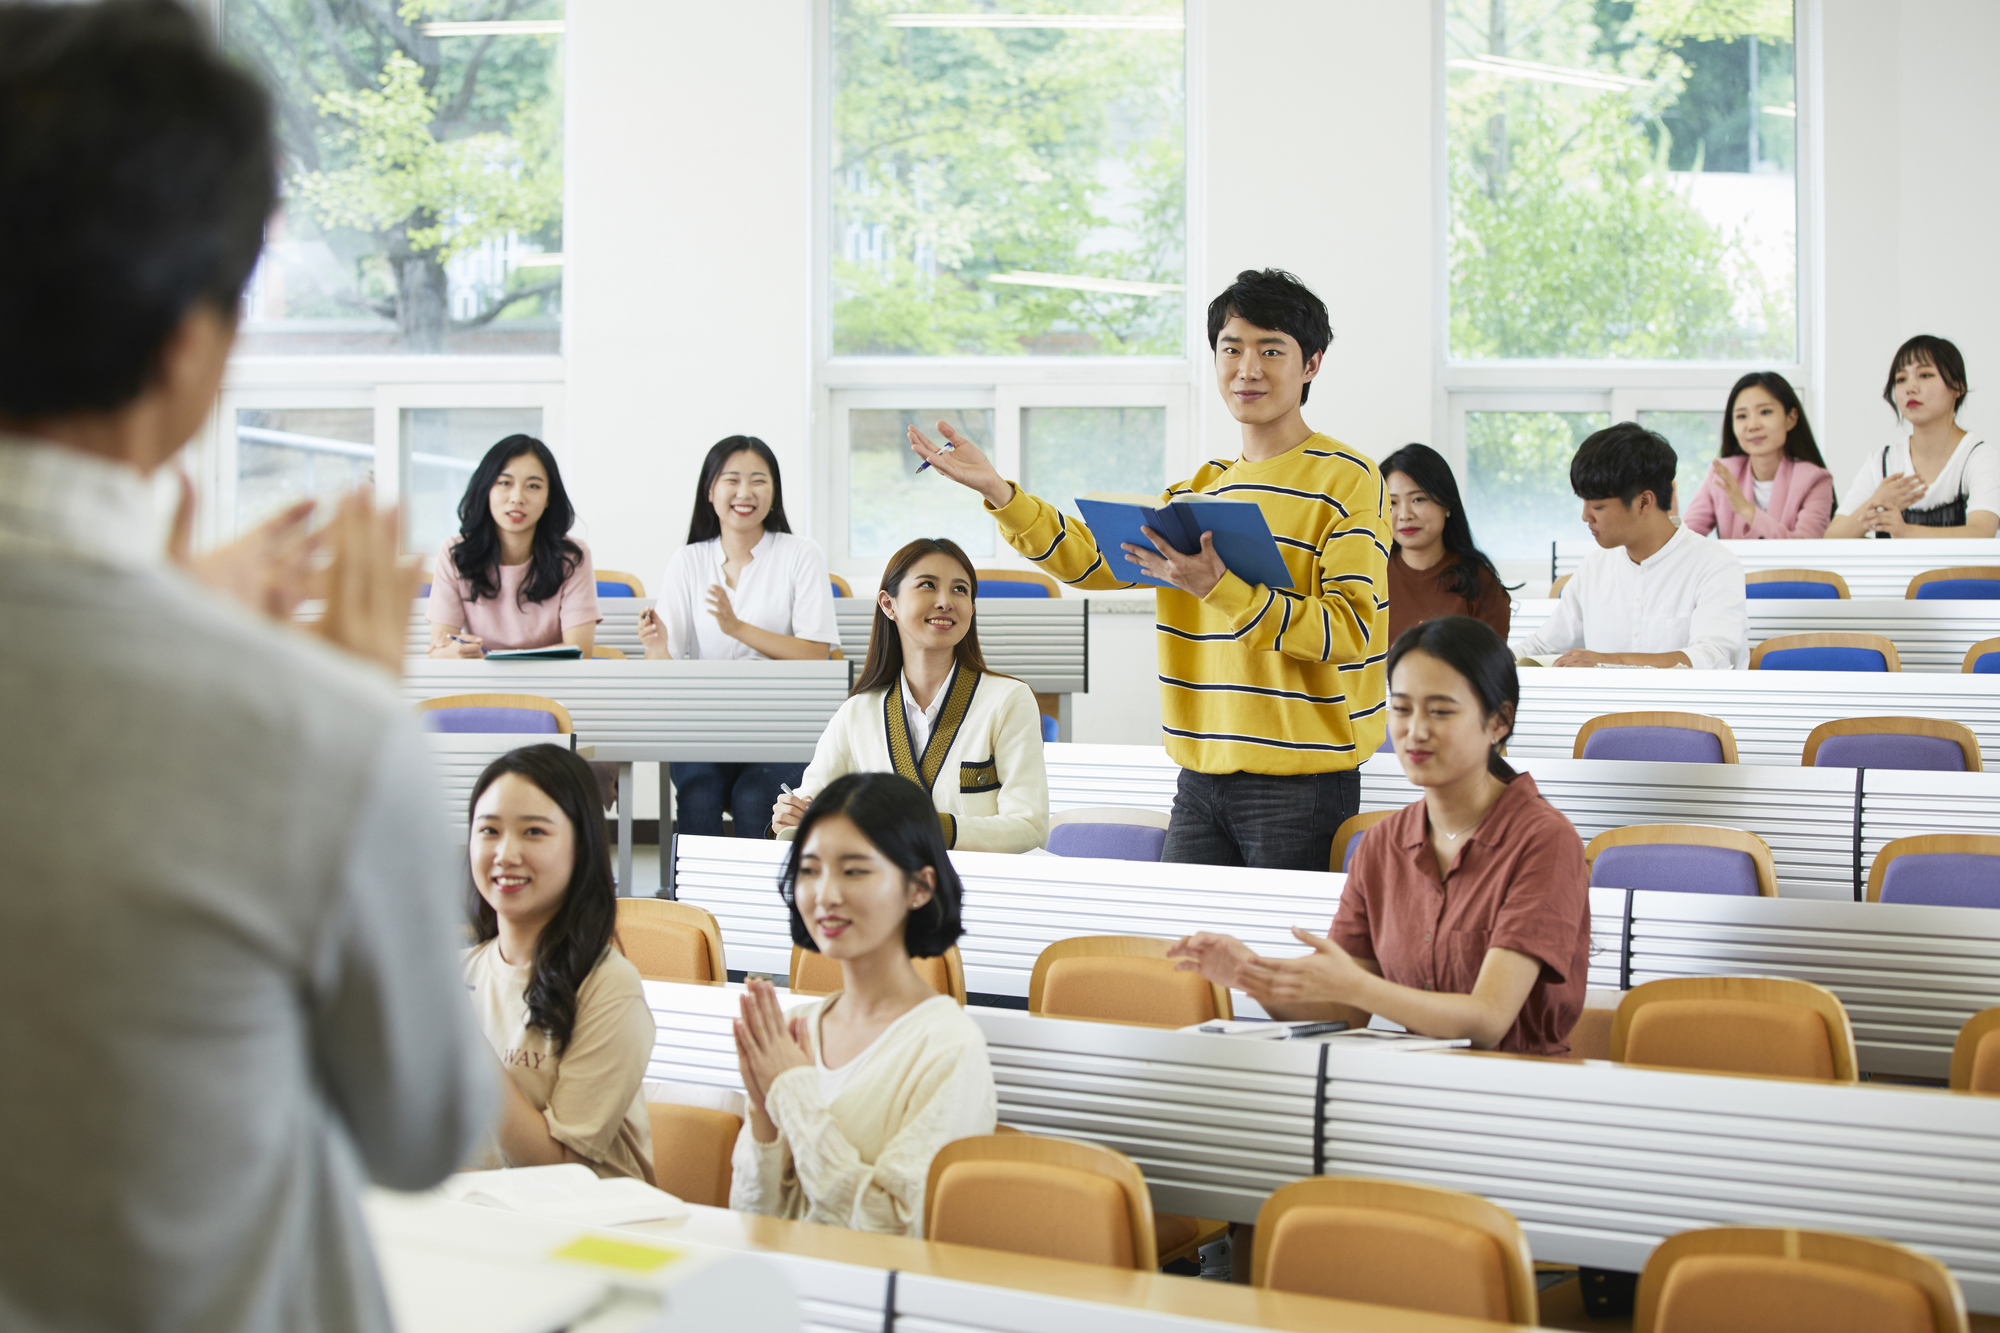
[596,569,644,598]
[1908,566,2000,600]
[1046,807,1170,861]
[1039,713,1059,743]
[1586,825,1776,897]
[415,693,572,735]
[1573,712,1737,764]
[1746,568,1849,599]
[1751,633,1899,673]
[1868,835,2000,908]
[1333,809,1396,872]
[1964,637,2000,674]
[830,574,852,598]
[977,569,1058,598]
[1803,717,1980,773]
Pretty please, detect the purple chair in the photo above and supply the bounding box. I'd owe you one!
[1586,826,1775,897]
[416,694,570,735]
[1574,712,1737,764]
[1803,718,1980,773]
[1868,836,2000,908]
[1046,807,1169,861]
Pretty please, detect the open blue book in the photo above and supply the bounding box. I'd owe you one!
[1074,491,1294,591]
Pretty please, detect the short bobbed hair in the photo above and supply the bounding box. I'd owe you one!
[1385,616,1520,783]
[1883,334,1969,417]
[1569,421,1677,511]
[779,772,965,960]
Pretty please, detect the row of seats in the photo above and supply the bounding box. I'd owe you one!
[1573,709,1984,769]
[419,565,1064,602]
[1550,563,2000,601]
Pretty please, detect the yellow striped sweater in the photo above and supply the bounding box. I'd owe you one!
[988,433,1389,776]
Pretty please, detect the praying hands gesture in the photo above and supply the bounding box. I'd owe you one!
[1708,460,1756,524]
[1170,927,1370,1009]
[735,978,812,1143]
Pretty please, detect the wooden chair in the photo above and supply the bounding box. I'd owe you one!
[1574,711,1739,764]
[595,569,646,597]
[1751,632,1901,672]
[1865,834,2000,908]
[975,568,1060,598]
[790,944,966,1005]
[1906,566,2000,601]
[1549,573,1573,598]
[1950,1007,2000,1094]
[646,1102,741,1208]
[1611,976,1858,1082]
[616,899,726,983]
[924,1134,1155,1270]
[1251,1176,1538,1326]
[1802,717,1982,772]
[1962,636,2000,674]
[1028,935,1231,1028]
[1569,989,1621,1061]
[1747,568,1851,599]
[590,645,628,659]
[828,573,852,598]
[413,692,574,734]
[1047,806,1170,862]
[1635,1226,1968,1333]
[1585,825,1778,898]
[1332,809,1396,872]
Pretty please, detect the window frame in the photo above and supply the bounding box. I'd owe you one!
[1430,0,1824,472]
[809,0,1207,583]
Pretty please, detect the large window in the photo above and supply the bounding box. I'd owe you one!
[224,2,565,355]
[1443,1,1804,563]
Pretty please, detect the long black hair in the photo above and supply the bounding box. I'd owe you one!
[1720,372,1827,469]
[1380,443,1506,603]
[779,772,965,959]
[453,435,582,606]
[851,537,996,698]
[1385,616,1519,782]
[685,435,793,545]
[466,744,617,1054]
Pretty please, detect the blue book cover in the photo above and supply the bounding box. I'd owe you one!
[1074,491,1295,591]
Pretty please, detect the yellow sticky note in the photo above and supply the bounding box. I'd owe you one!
[550,1235,682,1274]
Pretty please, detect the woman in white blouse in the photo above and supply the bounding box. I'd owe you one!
[772,537,1050,853]
[732,771,996,1236]
[1825,335,1998,539]
[640,435,838,837]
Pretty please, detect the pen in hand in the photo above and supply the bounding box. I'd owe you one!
[914,439,955,474]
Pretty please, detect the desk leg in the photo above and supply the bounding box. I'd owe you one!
[659,761,674,896]
[616,760,634,897]
[1057,693,1073,743]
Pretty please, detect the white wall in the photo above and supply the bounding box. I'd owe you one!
[562,1,814,584]
[1818,0,1999,486]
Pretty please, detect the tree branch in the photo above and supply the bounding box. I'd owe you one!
[303,0,375,89]
[452,278,560,330]
[438,0,520,126]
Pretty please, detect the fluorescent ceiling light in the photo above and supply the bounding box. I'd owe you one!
[886,13,1183,30]
[1760,103,1797,117]
[514,253,565,268]
[418,20,566,36]
[1448,54,1646,93]
[987,270,1182,297]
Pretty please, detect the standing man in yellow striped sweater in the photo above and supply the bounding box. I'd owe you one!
[910,268,1388,870]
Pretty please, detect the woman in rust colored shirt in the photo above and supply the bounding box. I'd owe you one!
[1381,444,1510,646]
[1170,616,1588,1056]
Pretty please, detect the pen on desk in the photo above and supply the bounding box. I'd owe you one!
[914,439,955,474]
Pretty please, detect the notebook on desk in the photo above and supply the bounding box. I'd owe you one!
[1074,491,1293,591]
[486,645,584,661]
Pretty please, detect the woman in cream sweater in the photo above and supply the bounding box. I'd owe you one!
[773,537,1049,852]
[731,772,996,1235]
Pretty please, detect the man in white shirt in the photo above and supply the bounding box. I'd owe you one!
[1524,423,1748,671]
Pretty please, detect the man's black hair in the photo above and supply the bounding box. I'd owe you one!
[1570,421,1678,511]
[1205,268,1332,404]
[0,0,276,420]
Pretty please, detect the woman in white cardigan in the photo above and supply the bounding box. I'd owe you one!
[731,772,996,1236]
[772,537,1049,852]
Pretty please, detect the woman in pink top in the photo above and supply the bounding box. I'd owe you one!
[1680,372,1835,539]
[428,435,600,656]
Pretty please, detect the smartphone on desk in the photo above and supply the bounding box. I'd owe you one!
[1195,1019,1349,1039]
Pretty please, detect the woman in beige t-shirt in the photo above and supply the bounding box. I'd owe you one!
[463,744,655,1181]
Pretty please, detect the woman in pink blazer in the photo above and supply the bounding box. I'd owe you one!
[1681,372,1835,539]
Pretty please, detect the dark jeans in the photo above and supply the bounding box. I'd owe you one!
[1161,767,1360,871]
[672,761,807,839]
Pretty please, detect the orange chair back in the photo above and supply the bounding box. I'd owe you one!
[1612,977,1858,1082]
[1332,808,1396,872]
[925,1134,1156,1269]
[790,944,966,1005]
[646,1103,741,1208]
[1252,1177,1537,1325]
[1636,1227,1967,1333]
[1951,1007,2000,1094]
[1028,936,1231,1028]
[615,899,726,983]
